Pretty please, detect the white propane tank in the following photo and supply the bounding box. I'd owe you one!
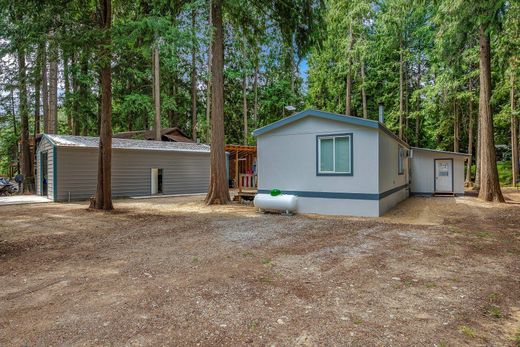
[254,193,298,214]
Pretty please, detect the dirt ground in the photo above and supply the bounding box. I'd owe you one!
[1,190,520,346]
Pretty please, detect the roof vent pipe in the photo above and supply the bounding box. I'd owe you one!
[378,103,384,123]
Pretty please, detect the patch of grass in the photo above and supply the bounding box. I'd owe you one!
[458,325,476,338]
[436,342,448,347]
[403,280,414,287]
[488,292,501,303]
[192,256,199,263]
[425,282,437,289]
[514,327,520,347]
[249,320,258,331]
[476,231,492,238]
[487,305,502,319]
[261,258,272,266]
[353,318,363,325]
[242,251,254,257]
[258,276,273,284]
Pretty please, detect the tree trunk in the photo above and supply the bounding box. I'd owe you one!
[48,40,58,134]
[360,59,367,119]
[253,59,259,126]
[345,22,353,116]
[42,41,49,133]
[243,74,248,145]
[453,99,459,152]
[63,52,72,134]
[17,49,34,193]
[465,78,474,185]
[167,78,176,128]
[71,53,80,135]
[477,25,504,202]
[399,34,404,140]
[191,6,197,141]
[511,72,518,187]
[79,51,89,136]
[475,96,482,189]
[205,0,212,143]
[94,0,113,210]
[152,45,161,140]
[415,61,421,146]
[289,42,295,94]
[34,43,42,137]
[205,0,230,205]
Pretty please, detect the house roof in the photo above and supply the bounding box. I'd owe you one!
[411,147,471,158]
[252,109,409,148]
[43,134,210,153]
[113,127,194,143]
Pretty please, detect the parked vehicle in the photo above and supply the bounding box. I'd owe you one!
[0,178,17,196]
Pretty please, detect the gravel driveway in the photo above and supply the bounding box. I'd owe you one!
[1,191,519,346]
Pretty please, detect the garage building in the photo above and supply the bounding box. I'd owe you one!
[36,134,210,201]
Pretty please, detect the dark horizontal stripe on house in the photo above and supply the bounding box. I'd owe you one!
[258,184,409,201]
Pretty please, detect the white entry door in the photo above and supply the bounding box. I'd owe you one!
[435,159,453,193]
[151,168,159,195]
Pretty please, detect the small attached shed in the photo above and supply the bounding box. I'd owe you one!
[253,109,410,217]
[36,134,210,201]
[409,147,470,196]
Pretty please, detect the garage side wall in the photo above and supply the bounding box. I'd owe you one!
[410,150,466,195]
[35,137,54,199]
[56,148,210,201]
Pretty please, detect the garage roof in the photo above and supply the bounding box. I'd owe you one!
[411,147,470,157]
[43,134,210,153]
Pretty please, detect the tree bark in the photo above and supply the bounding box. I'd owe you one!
[34,42,42,137]
[17,49,34,193]
[42,41,49,133]
[94,0,113,210]
[477,25,504,202]
[205,0,212,143]
[71,53,80,135]
[205,0,230,205]
[399,34,404,140]
[48,40,58,134]
[243,74,248,145]
[511,72,518,187]
[415,61,421,146]
[453,99,459,152]
[63,51,72,134]
[152,45,161,140]
[79,51,89,136]
[465,78,474,185]
[345,22,353,116]
[191,6,197,141]
[475,94,482,189]
[360,59,367,119]
[253,59,259,126]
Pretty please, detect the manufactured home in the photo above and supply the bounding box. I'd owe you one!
[36,134,210,201]
[253,109,469,217]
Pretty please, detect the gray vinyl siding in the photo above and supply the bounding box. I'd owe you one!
[377,129,409,215]
[55,147,209,201]
[410,150,466,195]
[257,116,379,194]
[35,137,54,199]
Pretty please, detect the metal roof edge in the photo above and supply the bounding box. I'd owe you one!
[252,109,379,137]
[411,147,471,157]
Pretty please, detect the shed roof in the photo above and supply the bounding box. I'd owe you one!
[411,147,470,158]
[113,127,194,143]
[252,109,409,148]
[43,134,210,153]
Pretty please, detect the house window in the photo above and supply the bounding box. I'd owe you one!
[398,147,405,175]
[317,134,352,175]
